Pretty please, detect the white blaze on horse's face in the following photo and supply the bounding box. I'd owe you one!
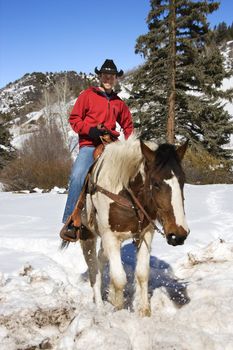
[164,172,189,232]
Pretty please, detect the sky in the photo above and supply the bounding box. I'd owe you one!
[0,0,233,88]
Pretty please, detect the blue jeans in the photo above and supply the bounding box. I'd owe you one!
[62,146,95,223]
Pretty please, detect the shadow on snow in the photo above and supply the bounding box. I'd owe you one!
[81,242,190,311]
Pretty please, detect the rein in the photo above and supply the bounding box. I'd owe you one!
[126,187,165,237]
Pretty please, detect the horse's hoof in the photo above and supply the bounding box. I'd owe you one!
[139,307,151,317]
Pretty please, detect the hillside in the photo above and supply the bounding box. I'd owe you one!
[0,71,98,149]
[0,71,95,118]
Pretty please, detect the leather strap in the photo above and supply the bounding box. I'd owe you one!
[127,188,157,230]
[94,184,135,209]
[127,187,164,236]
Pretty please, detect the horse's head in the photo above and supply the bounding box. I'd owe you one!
[140,140,189,246]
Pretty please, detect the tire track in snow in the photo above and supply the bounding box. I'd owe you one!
[206,186,233,240]
[0,214,39,229]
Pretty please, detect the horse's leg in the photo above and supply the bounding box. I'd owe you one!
[135,229,153,317]
[80,237,103,309]
[102,232,126,310]
[97,242,108,299]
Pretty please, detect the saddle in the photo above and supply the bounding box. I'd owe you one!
[60,133,113,242]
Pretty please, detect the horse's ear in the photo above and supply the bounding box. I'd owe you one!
[176,140,189,161]
[140,139,155,163]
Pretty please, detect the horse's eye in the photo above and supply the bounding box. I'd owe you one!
[150,181,160,190]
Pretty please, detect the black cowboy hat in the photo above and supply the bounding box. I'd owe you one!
[95,59,124,77]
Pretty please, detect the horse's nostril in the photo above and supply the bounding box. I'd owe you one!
[167,233,186,246]
[167,233,177,245]
[168,233,176,240]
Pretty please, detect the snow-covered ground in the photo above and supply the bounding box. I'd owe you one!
[0,184,233,349]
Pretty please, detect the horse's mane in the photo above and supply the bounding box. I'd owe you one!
[155,143,184,177]
[94,134,157,191]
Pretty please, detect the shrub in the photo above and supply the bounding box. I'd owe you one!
[183,144,233,184]
[0,122,72,191]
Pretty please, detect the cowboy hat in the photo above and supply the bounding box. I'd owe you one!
[95,59,124,77]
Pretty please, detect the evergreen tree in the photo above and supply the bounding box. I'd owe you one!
[230,23,233,40]
[0,114,15,168]
[213,21,233,44]
[129,0,233,158]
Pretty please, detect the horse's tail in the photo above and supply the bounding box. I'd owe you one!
[59,239,70,250]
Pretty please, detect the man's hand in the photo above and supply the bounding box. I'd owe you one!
[88,126,105,140]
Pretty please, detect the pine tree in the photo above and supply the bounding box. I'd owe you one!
[214,21,233,44]
[0,114,15,168]
[129,0,233,158]
[230,23,233,40]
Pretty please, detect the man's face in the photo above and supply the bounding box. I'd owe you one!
[99,73,117,91]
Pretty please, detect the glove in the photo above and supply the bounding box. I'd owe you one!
[88,127,105,140]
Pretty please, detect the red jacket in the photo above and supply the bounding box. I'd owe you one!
[69,86,133,148]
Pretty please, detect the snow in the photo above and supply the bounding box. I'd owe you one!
[0,82,35,114]
[221,75,233,149]
[221,40,233,72]
[0,185,233,349]
[219,42,233,148]
[0,145,9,151]
[118,83,132,100]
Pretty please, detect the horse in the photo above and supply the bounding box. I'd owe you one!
[73,135,189,317]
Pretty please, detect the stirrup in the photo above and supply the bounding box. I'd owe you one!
[60,223,80,242]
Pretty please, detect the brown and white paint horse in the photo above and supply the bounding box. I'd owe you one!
[79,135,189,317]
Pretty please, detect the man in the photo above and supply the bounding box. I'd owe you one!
[61,59,134,241]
